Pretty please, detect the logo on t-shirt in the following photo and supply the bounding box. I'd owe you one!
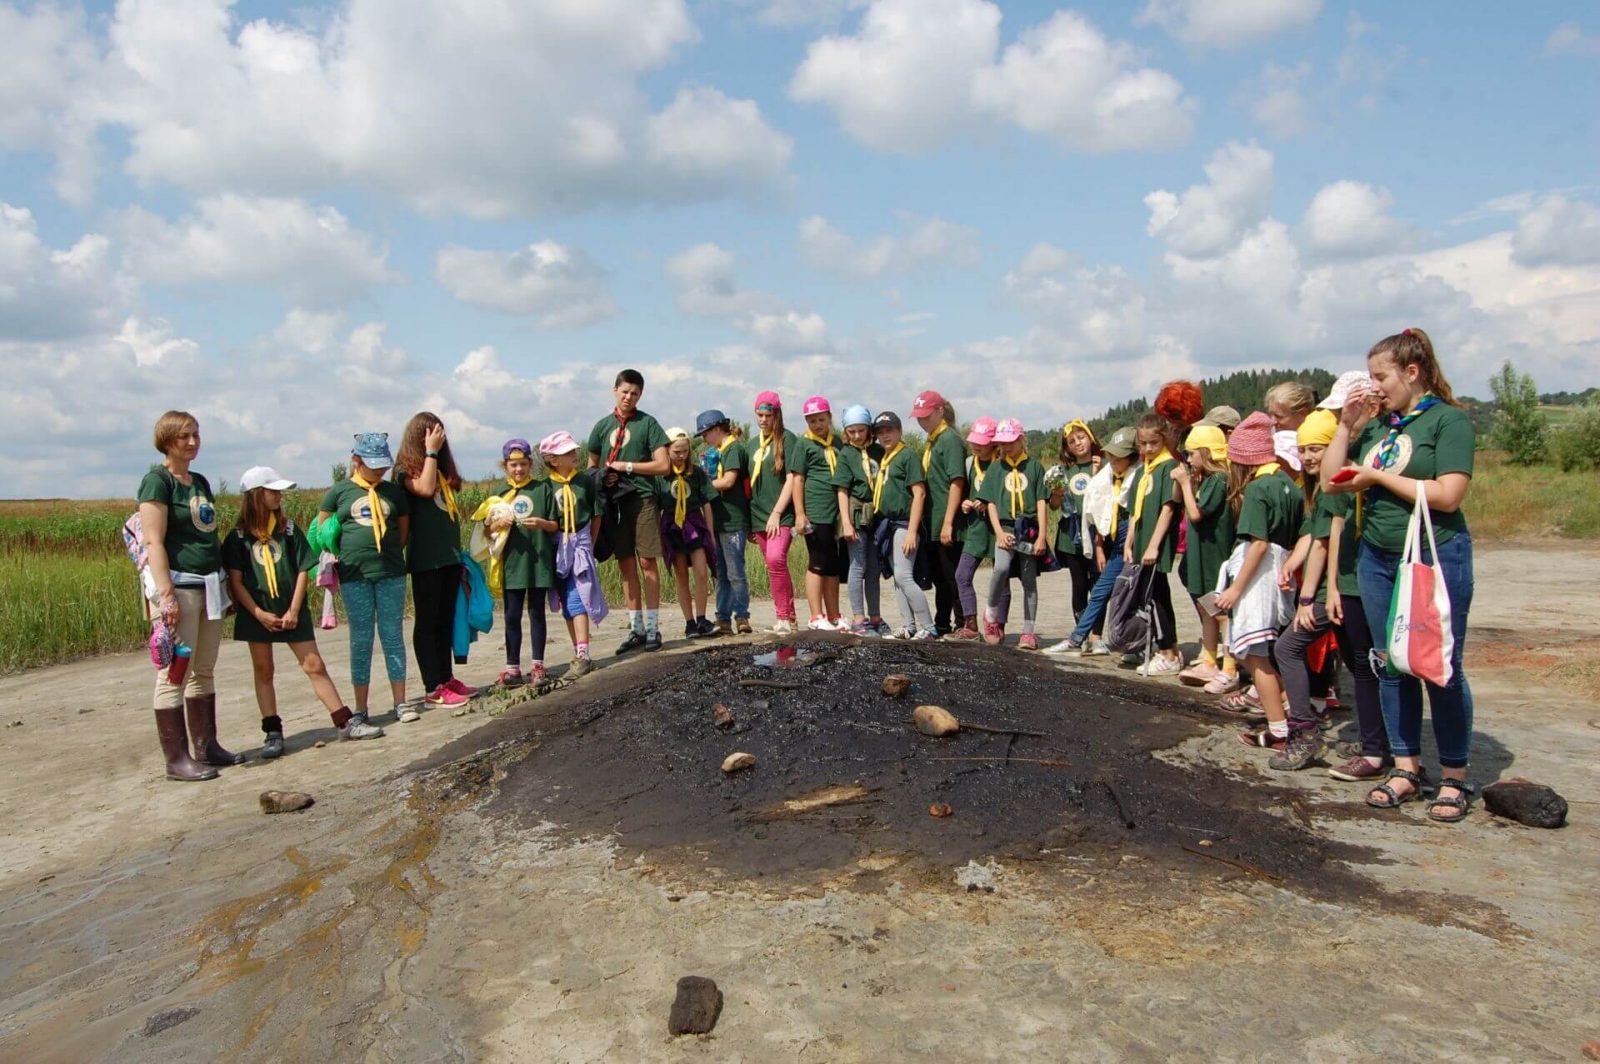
[1004,470,1028,494]
[1069,472,1091,496]
[607,426,632,453]
[188,494,217,533]
[349,495,394,527]
[1362,436,1413,475]
[251,539,284,569]
[511,494,536,520]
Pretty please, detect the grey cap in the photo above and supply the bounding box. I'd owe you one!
[1102,427,1138,458]
[1197,405,1242,429]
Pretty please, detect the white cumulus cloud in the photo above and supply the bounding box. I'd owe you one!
[435,242,618,329]
[1298,180,1409,258]
[1510,193,1600,267]
[1545,21,1600,58]
[1144,141,1275,257]
[1137,0,1322,48]
[798,214,979,279]
[0,203,129,340]
[666,242,830,353]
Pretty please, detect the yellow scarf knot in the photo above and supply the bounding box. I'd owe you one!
[669,464,692,527]
[256,513,280,599]
[351,470,387,550]
[549,468,580,534]
[922,421,948,473]
[1002,451,1029,518]
[1131,449,1174,527]
[872,442,906,514]
[804,430,838,476]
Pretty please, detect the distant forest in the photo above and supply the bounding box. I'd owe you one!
[1083,367,1337,441]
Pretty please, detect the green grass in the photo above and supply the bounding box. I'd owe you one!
[1464,450,1600,539]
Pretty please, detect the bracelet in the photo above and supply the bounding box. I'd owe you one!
[425,450,440,459]
[1297,596,1316,606]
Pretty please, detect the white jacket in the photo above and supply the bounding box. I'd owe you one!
[1082,464,1134,550]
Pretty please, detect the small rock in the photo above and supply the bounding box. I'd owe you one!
[1582,1041,1600,1061]
[77,708,94,715]
[912,705,959,737]
[259,791,314,815]
[142,1007,200,1037]
[955,859,1000,893]
[712,703,735,729]
[1482,779,1568,829]
[929,803,954,818]
[1198,838,1214,848]
[451,708,468,718]
[314,740,327,748]
[881,673,911,698]
[5,720,22,728]
[721,752,757,774]
[668,976,723,1035]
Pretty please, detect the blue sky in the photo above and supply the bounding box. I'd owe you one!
[1,0,1596,495]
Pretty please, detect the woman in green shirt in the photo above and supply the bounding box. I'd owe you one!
[749,391,799,633]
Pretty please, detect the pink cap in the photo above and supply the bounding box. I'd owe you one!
[754,390,781,412]
[538,430,579,457]
[965,416,998,445]
[911,389,945,417]
[992,418,1024,443]
[802,395,831,417]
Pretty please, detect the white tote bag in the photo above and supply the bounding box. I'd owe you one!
[1385,482,1455,687]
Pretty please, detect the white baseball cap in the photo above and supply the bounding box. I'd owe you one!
[240,466,296,492]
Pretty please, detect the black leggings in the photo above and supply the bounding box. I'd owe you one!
[503,587,548,666]
[1062,552,1098,623]
[411,566,459,692]
[1333,595,1387,759]
[929,539,965,632]
[1149,569,1177,651]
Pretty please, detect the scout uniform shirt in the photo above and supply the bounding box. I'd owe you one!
[1234,467,1301,551]
[223,519,316,642]
[1052,460,1097,557]
[834,441,880,531]
[794,430,843,526]
[499,480,555,592]
[137,468,223,575]
[1353,400,1474,554]
[656,462,715,527]
[962,455,1000,560]
[977,452,1046,527]
[399,472,462,574]
[749,429,798,529]
[1313,491,1360,600]
[1129,455,1180,572]
[585,409,670,491]
[1183,474,1234,598]
[544,470,599,532]
[921,423,968,538]
[319,478,410,581]
[709,436,751,534]
[872,441,924,522]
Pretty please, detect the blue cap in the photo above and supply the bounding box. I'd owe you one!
[841,404,872,428]
[694,409,729,436]
[352,431,393,466]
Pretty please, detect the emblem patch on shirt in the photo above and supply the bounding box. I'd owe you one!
[349,496,393,527]
[251,539,284,568]
[511,495,536,520]
[189,494,217,533]
[1362,436,1413,474]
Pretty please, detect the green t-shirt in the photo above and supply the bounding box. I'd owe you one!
[873,443,924,521]
[1129,459,1180,572]
[1353,402,1474,553]
[1052,460,1097,556]
[793,433,844,526]
[500,483,555,592]
[921,426,968,538]
[977,455,1046,523]
[223,521,316,618]
[1183,474,1234,597]
[1313,491,1360,599]
[709,437,751,534]
[749,430,798,529]
[398,473,462,574]
[656,465,715,526]
[585,409,670,492]
[136,469,223,576]
[319,480,410,581]
[1234,469,1301,551]
[963,456,999,559]
[547,474,598,531]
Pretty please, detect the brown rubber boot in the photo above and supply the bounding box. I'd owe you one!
[154,708,218,781]
[186,694,245,766]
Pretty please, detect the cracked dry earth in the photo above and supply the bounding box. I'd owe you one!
[0,543,1597,1062]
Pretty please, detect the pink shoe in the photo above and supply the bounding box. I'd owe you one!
[444,677,479,698]
[425,684,469,707]
[984,621,1004,646]
[1202,672,1240,695]
[947,626,980,642]
[529,663,547,684]
[1018,633,1039,650]
[1179,663,1219,687]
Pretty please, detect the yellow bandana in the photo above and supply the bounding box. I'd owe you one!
[669,463,692,527]
[1110,472,1125,539]
[751,432,775,489]
[804,429,838,476]
[971,456,991,495]
[922,421,948,473]
[549,468,579,534]
[351,469,386,550]
[872,442,906,514]
[1131,449,1175,527]
[1001,451,1029,518]
[256,514,280,600]
[438,478,461,524]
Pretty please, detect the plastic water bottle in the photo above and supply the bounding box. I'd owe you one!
[168,642,192,685]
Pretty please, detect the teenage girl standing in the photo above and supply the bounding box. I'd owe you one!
[696,410,753,635]
[1124,412,1184,675]
[952,417,1007,641]
[749,391,799,634]
[871,411,936,639]
[495,438,557,686]
[793,397,849,630]
[913,390,967,635]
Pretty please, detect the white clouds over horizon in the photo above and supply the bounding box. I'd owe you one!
[1137,0,1322,49]
[435,242,618,329]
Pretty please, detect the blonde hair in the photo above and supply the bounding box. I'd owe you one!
[1367,328,1460,406]
[153,410,197,455]
[1265,381,1316,416]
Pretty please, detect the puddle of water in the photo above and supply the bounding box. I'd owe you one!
[752,646,818,669]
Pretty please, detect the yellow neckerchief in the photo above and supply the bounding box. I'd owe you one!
[971,456,991,495]
[351,469,386,550]
[872,442,906,513]
[1001,450,1029,518]
[1110,471,1125,538]
[548,468,579,534]
[1131,449,1175,526]
[1253,462,1282,480]
[437,477,461,523]
[849,443,873,487]
[501,474,533,503]
[751,432,775,489]
[255,514,281,599]
[669,463,692,527]
[804,429,838,476]
[922,420,948,473]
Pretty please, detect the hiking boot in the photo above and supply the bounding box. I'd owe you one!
[186,694,245,766]
[713,620,735,637]
[947,626,980,642]
[736,619,754,635]
[568,655,592,678]
[616,630,648,655]
[340,711,384,740]
[1269,730,1325,771]
[261,731,285,759]
[153,708,218,781]
[645,630,663,651]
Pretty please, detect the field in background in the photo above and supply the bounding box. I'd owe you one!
[3,453,1595,673]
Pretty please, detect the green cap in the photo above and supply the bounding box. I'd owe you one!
[1102,426,1138,458]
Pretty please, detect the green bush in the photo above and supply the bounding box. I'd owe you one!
[1551,399,1600,472]
[1489,361,1549,466]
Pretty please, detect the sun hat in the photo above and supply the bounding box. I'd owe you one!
[1296,409,1339,448]
[1183,425,1229,462]
[966,416,998,445]
[754,390,782,413]
[1101,427,1138,458]
[1227,412,1278,466]
[1275,429,1302,471]
[991,417,1024,443]
[841,404,872,428]
[802,395,831,417]
[502,438,533,461]
[694,409,728,436]
[538,430,579,457]
[352,432,392,467]
[872,411,902,432]
[240,466,295,493]
[1320,371,1372,411]
[1197,405,1242,430]
[910,389,945,417]
[666,426,691,443]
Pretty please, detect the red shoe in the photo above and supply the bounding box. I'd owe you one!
[983,621,1004,646]
[425,684,469,708]
[1018,633,1039,650]
[947,626,980,641]
[496,667,525,688]
[529,663,547,684]
[444,677,479,698]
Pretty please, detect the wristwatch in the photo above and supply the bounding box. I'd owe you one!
[626,461,634,475]
[1297,596,1316,606]
[425,450,440,459]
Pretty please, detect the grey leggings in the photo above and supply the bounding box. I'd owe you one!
[988,546,1038,625]
[1278,601,1335,733]
[890,527,933,631]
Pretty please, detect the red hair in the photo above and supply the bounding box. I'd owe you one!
[1154,380,1204,429]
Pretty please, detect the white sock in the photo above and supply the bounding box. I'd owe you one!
[645,609,659,634]
[628,609,642,634]
[1268,719,1290,739]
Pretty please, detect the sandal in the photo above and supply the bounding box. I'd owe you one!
[1366,768,1427,809]
[1425,779,1474,824]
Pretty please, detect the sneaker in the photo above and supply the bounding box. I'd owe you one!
[425,684,469,708]
[686,621,700,639]
[568,655,592,678]
[1312,694,1343,713]
[616,630,648,655]
[947,626,981,642]
[1119,652,1142,667]
[1018,633,1039,650]
[645,630,663,651]
[736,619,754,635]
[770,619,797,635]
[1081,640,1110,657]
[1043,637,1080,654]
[1238,728,1287,752]
[341,713,385,739]
[885,627,915,641]
[1269,730,1325,771]
[261,731,285,759]
[444,677,479,698]
[808,616,836,632]
[1328,754,1390,781]
[873,620,895,637]
[983,621,1004,646]
[497,667,526,688]
[1138,655,1183,677]
[911,628,939,641]
[697,619,720,637]
[529,663,547,684]
[1314,709,1335,732]
[1202,672,1240,695]
[1178,662,1219,686]
[851,620,880,637]
[396,705,422,724]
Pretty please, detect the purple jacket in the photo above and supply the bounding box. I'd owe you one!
[550,527,609,626]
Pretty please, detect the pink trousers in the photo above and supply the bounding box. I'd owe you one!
[752,528,796,621]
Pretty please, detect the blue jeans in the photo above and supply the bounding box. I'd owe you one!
[847,531,881,620]
[715,531,750,622]
[1357,532,1475,768]
[1070,529,1126,645]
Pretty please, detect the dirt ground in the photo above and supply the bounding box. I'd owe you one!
[0,543,1596,1062]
